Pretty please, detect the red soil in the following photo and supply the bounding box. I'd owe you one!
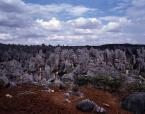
[0,85,131,114]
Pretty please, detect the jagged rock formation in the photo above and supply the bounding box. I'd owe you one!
[0,43,145,87]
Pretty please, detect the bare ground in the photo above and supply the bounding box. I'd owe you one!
[0,85,131,114]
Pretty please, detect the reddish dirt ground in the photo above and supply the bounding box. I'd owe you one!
[0,85,131,114]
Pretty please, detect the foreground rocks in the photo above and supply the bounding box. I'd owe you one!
[121,92,145,114]
[0,85,130,114]
[76,99,106,113]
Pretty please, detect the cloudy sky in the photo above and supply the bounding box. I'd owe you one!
[0,0,145,45]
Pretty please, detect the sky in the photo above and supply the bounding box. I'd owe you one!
[0,0,145,45]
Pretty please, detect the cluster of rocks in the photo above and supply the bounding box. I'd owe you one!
[76,99,106,113]
[64,85,84,102]
[0,44,145,88]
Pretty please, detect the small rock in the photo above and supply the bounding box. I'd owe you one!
[64,99,71,103]
[103,103,110,108]
[64,92,70,99]
[95,105,106,114]
[5,94,13,98]
[41,89,54,93]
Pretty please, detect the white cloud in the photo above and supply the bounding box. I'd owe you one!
[102,22,120,32]
[100,16,128,22]
[0,33,12,40]
[36,18,62,31]
[101,17,130,32]
[67,17,101,29]
[0,0,145,45]
[68,6,94,16]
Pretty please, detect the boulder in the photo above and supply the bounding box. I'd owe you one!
[61,73,74,83]
[0,76,9,88]
[76,99,95,112]
[40,78,52,89]
[121,92,145,114]
[53,79,65,89]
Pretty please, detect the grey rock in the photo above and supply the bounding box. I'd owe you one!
[95,104,107,114]
[76,99,95,112]
[121,92,145,114]
[0,76,9,88]
[61,73,74,82]
[53,79,65,89]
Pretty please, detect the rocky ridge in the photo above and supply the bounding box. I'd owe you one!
[0,43,145,90]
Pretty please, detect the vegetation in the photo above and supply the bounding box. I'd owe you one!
[75,75,124,92]
[127,82,145,93]
[75,76,90,86]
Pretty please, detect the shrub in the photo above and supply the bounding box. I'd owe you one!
[75,76,90,86]
[108,78,124,92]
[74,74,124,92]
[127,82,145,92]
[91,75,124,92]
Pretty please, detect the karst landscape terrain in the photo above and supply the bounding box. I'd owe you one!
[0,0,145,113]
[1,43,145,114]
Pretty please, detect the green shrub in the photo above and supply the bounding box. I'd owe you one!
[127,82,145,92]
[75,76,90,86]
[91,75,123,92]
[108,78,124,91]
[74,74,124,92]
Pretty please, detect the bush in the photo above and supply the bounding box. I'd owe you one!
[127,82,145,92]
[74,75,124,92]
[75,76,90,86]
[91,75,124,92]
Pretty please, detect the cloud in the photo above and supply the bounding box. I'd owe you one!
[0,0,145,45]
[101,17,130,32]
[67,17,101,29]
[126,0,145,18]
[109,0,132,13]
[67,6,94,16]
[27,3,95,18]
[36,18,62,31]
[0,33,12,40]
[0,0,26,13]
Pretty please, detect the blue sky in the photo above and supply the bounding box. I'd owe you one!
[0,0,145,45]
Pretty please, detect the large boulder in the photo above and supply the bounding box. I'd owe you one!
[76,99,95,112]
[121,92,145,114]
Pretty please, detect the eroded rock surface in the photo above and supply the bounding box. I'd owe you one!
[0,44,145,88]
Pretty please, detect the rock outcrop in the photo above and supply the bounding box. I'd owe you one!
[0,44,145,87]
